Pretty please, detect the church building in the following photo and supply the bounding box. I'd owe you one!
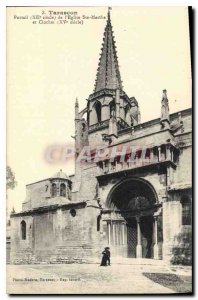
[10,10,192,265]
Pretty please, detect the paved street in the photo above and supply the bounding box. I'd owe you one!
[7,261,192,294]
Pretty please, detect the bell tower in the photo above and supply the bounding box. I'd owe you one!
[87,8,140,145]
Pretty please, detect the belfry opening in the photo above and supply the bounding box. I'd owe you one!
[103,178,163,259]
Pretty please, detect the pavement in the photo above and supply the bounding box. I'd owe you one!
[6,260,192,294]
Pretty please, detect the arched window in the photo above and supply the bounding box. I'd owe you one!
[94,101,102,123]
[60,183,66,197]
[124,104,130,118]
[97,215,101,231]
[21,220,26,240]
[181,195,191,225]
[52,183,57,197]
[109,100,115,118]
[82,123,86,132]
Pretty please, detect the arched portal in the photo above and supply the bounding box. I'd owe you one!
[104,178,162,259]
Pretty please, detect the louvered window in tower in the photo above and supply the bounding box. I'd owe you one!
[52,183,57,197]
[95,101,101,123]
[60,183,66,197]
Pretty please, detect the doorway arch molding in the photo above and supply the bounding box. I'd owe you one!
[105,176,159,209]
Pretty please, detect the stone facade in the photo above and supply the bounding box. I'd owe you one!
[10,10,192,265]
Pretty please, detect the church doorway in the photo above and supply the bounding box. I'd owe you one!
[104,178,162,259]
[126,215,154,258]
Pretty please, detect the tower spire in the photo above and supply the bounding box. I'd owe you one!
[75,97,79,120]
[75,97,79,107]
[161,89,170,128]
[107,6,111,23]
[94,8,123,92]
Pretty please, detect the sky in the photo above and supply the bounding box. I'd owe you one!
[7,6,191,213]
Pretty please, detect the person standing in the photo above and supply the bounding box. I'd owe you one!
[100,247,111,266]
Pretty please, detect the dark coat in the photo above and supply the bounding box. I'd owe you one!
[100,249,111,266]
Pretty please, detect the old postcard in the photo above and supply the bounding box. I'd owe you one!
[6,6,192,294]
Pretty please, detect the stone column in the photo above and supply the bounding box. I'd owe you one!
[102,161,105,174]
[120,98,125,120]
[166,144,171,161]
[162,198,181,263]
[161,146,166,161]
[153,147,158,163]
[122,223,125,245]
[153,216,159,259]
[112,223,116,245]
[102,105,110,121]
[108,222,111,246]
[118,223,122,245]
[171,148,173,162]
[136,217,142,258]
[158,146,161,162]
[115,223,118,245]
[106,161,109,174]
[167,166,171,186]
[115,89,120,119]
[150,148,154,164]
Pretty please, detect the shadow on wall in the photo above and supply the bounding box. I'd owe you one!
[171,226,192,266]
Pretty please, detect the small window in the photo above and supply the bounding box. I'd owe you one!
[60,183,66,197]
[82,123,86,132]
[97,215,101,231]
[181,196,191,225]
[21,220,26,240]
[95,101,102,123]
[70,209,76,217]
[52,183,57,197]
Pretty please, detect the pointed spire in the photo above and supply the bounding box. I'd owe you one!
[11,206,15,214]
[161,89,170,123]
[94,8,123,92]
[162,89,168,101]
[75,98,79,120]
[107,6,111,23]
[75,97,79,107]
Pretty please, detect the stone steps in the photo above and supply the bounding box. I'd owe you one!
[112,257,166,266]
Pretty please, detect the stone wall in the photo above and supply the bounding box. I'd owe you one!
[10,108,192,265]
[79,163,99,201]
[24,179,50,210]
[10,203,103,264]
[163,188,192,263]
[173,142,192,185]
[10,215,33,264]
[23,179,72,211]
